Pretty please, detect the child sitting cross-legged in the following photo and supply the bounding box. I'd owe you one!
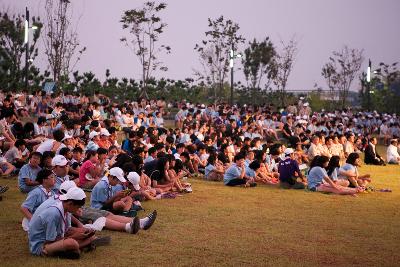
[90,167,133,215]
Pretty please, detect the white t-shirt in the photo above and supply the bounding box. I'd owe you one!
[36,139,55,154]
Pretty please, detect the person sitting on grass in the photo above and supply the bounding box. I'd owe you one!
[338,153,372,188]
[0,153,15,177]
[325,156,350,187]
[36,180,157,235]
[307,155,363,195]
[52,155,71,192]
[4,139,29,169]
[364,137,386,165]
[204,154,224,181]
[90,167,133,215]
[277,148,307,189]
[79,150,102,189]
[223,153,256,187]
[20,169,56,231]
[18,152,42,193]
[386,139,400,164]
[28,187,110,259]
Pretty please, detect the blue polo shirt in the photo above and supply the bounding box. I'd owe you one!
[245,167,256,178]
[223,164,242,185]
[22,186,54,214]
[307,167,328,189]
[278,158,300,183]
[18,163,41,193]
[53,175,70,193]
[28,203,70,255]
[91,177,113,209]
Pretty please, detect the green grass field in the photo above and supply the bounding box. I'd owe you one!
[1,163,399,267]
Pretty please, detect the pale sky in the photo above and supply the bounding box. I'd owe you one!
[3,0,400,91]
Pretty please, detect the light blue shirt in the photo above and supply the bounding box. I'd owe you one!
[307,167,328,189]
[53,175,70,193]
[91,177,113,209]
[18,164,41,193]
[223,164,242,185]
[28,203,70,255]
[22,185,54,214]
[245,167,256,178]
[205,164,215,178]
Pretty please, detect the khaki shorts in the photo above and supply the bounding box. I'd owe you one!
[80,207,110,223]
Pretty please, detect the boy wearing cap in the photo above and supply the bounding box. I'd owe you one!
[91,167,133,214]
[18,152,42,193]
[52,155,71,192]
[28,187,99,258]
[278,148,307,189]
[97,128,112,149]
[86,131,100,151]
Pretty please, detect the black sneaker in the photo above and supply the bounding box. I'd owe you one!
[0,186,9,194]
[143,210,157,230]
[55,250,81,259]
[129,216,140,234]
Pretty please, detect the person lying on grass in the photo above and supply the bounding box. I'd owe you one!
[18,152,42,193]
[338,153,372,188]
[224,153,256,187]
[28,187,110,259]
[90,167,134,215]
[307,155,363,195]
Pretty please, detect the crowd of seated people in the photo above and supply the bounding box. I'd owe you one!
[0,89,399,258]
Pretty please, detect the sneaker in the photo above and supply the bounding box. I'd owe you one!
[55,250,81,259]
[143,210,157,230]
[184,186,193,193]
[129,216,140,234]
[121,210,137,217]
[0,186,9,194]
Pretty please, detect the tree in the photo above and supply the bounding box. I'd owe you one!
[194,15,245,102]
[273,37,298,107]
[242,37,277,102]
[120,1,171,99]
[321,45,364,108]
[43,0,86,84]
[0,11,43,91]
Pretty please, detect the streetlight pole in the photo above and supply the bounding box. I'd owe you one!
[24,7,29,90]
[366,59,371,110]
[229,43,241,106]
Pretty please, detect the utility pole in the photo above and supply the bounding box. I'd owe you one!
[24,7,29,90]
[366,59,371,110]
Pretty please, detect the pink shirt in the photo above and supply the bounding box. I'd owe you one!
[79,160,94,186]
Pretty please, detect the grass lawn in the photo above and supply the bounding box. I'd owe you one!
[1,164,400,267]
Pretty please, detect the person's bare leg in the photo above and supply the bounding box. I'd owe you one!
[43,238,80,256]
[104,218,126,231]
[107,213,132,223]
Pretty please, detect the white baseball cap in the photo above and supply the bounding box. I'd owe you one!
[109,167,126,183]
[59,187,86,201]
[284,148,294,155]
[52,155,68,166]
[62,134,73,141]
[127,172,140,190]
[89,131,100,139]
[59,180,77,194]
[100,128,110,136]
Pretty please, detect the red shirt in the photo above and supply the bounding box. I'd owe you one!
[79,160,95,186]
